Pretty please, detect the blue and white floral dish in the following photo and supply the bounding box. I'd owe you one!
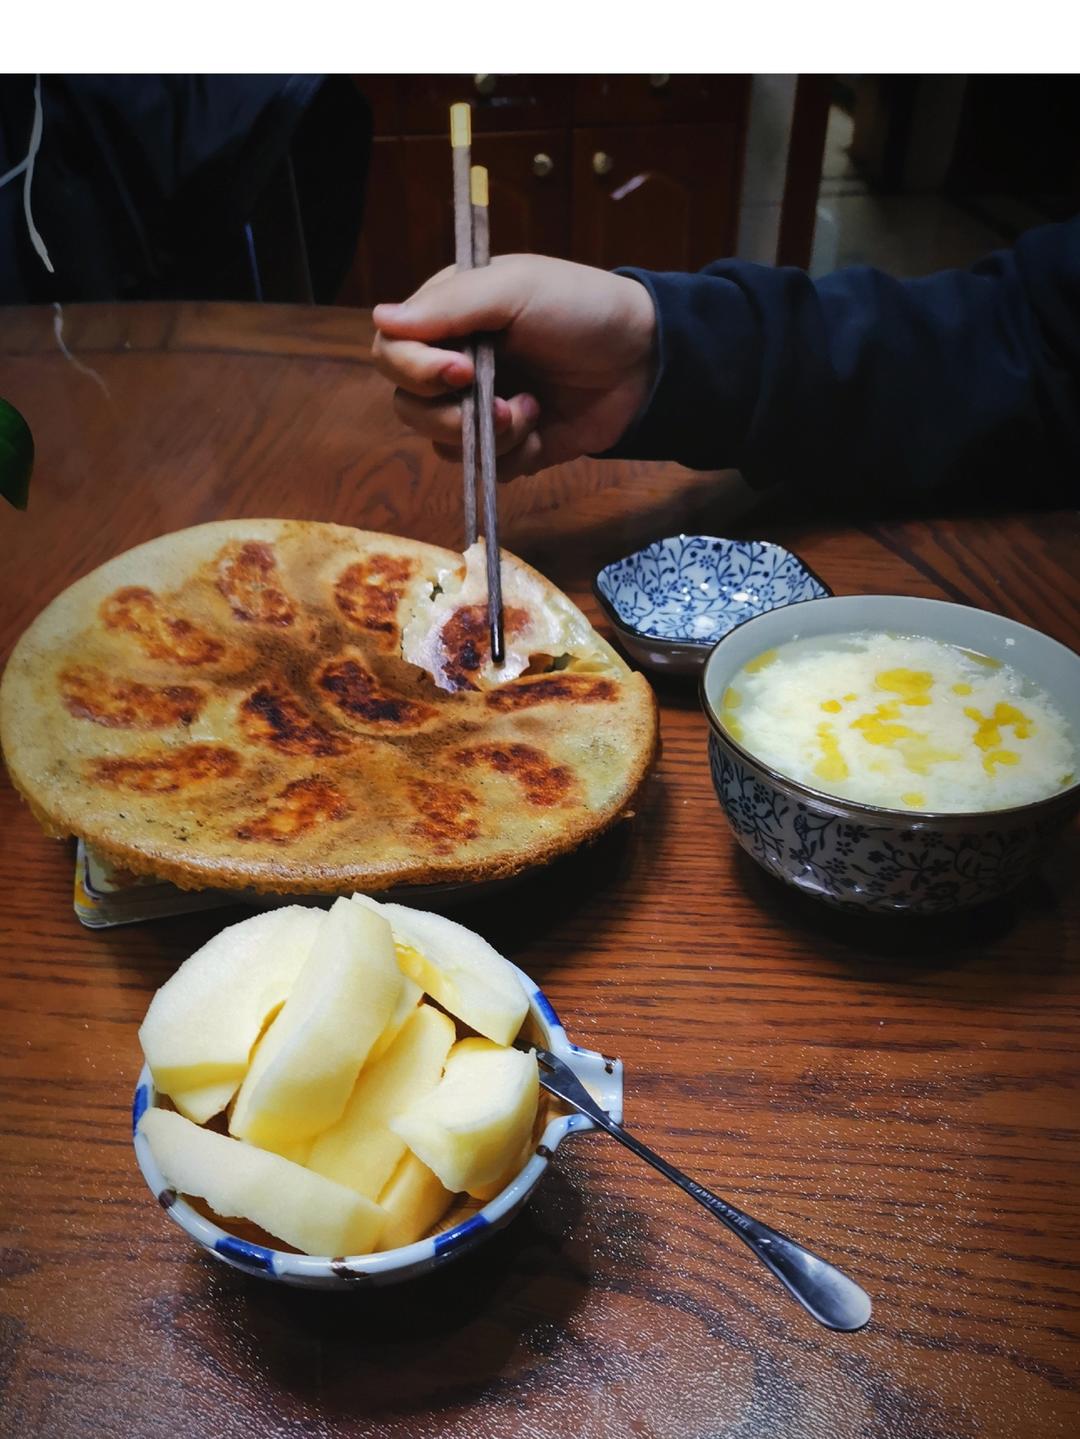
[594,535,832,676]
[133,965,622,1289]
[701,595,1080,915]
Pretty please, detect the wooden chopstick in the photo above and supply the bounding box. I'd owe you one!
[449,103,478,549]
[469,162,505,665]
[449,102,504,665]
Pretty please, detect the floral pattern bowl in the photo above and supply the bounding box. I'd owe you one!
[133,966,622,1288]
[594,535,831,675]
[700,595,1080,915]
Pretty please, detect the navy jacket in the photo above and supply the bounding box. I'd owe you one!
[610,218,1079,498]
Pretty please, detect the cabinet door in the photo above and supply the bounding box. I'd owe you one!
[398,76,572,134]
[399,131,571,286]
[336,138,411,307]
[572,124,742,273]
[574,74,750,127]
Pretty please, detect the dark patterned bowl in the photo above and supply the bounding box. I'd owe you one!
[594,535,831,676]
[700,596,1080,914]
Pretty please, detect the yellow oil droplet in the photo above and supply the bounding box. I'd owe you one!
[842,692,858,702]
[722,686,741,710]
[820,699,843,714]
[874,667,934,706]
[964,705,997,750]
[960,648,1003,669]
[813,722,849,782]
[951,682,973,696]
[995,701,1033,739]
[898,738,962,775]
[983,749,1020,774]
[724,717,744,742]
[901,792,926,808]
[745,648,779,674]
[851,705,916,746]
[1061,772,1075,787]
[966,701,1033,751]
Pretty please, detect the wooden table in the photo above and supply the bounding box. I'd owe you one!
[1,303,1078,1439]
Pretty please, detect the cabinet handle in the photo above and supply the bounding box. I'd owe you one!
[649,74,671,90]
[474,74,496,96]
[592,151,615,177]
[532,152,555,179]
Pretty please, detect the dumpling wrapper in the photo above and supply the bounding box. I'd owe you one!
[400,540,604,692]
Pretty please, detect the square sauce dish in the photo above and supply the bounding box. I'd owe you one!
[594,535,832,676]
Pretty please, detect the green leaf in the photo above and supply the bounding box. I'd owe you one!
[0,398,34,511]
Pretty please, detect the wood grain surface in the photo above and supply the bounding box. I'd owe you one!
[1,303,1078,1439]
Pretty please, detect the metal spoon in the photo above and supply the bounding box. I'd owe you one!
[535,1047,872,1332]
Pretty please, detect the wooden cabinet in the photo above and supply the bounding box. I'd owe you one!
[571,124,742,272]
[398,132,572,280]
[339,76,750,306]
[574,73,748,127]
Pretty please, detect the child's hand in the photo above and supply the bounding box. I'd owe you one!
[372,255,656,481]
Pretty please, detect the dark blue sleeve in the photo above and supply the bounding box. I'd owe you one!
[604,217,1080,495]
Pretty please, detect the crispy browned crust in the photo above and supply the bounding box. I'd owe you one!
[1,521,657,894]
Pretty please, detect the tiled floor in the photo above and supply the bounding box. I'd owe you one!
[810,107,1012,279]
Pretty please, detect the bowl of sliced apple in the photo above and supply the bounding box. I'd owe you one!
[133,895,622,1287]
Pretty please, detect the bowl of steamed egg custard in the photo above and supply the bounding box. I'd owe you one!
[701,595,1080,914]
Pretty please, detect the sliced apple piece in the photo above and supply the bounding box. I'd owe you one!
[390,1037,538,1198]
[139,1107,384,1256]
[468,1133,536,1203]
[229,898,402,1149]
[138,906,322,1122]
[168,1078,243,1126]
[365,973,423,1065]
[270,1137,314,1167]
[307,1003,455,1199]
[352,895,528,1046]
[375,1151,455,1251]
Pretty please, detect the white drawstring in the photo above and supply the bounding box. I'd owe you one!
[23,75,54,274]
[0,155,29,191]
[0,76,54,273]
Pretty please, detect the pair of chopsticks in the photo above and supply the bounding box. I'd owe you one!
[450,102,504,665]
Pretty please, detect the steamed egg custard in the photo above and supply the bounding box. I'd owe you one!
[721,633,1075,812]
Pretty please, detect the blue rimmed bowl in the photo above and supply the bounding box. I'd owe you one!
[133,966,622,1288]
[594,535,831,676]
[701,595,1080,914]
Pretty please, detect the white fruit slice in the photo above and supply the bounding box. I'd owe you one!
[169,1078,242,1125]
[307,1004,455,1199]
[139,1107,384,1256]
[352,895,528,1046]
[390,1037,538,1198]
[229,898,402,1149]
[138,906,322,1122]
[375,1151,455,1252]
[365,973,423,1065]
[468,1133,536,1203]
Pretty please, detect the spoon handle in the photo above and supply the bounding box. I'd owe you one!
[536,1050,871,1333]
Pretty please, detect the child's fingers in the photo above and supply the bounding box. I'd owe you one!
[489,394,540,455]
[394,391,465,442]
[372,334,474,398]
[374,264,523,343]
[496,430,547,482]
[399,392,540,451]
